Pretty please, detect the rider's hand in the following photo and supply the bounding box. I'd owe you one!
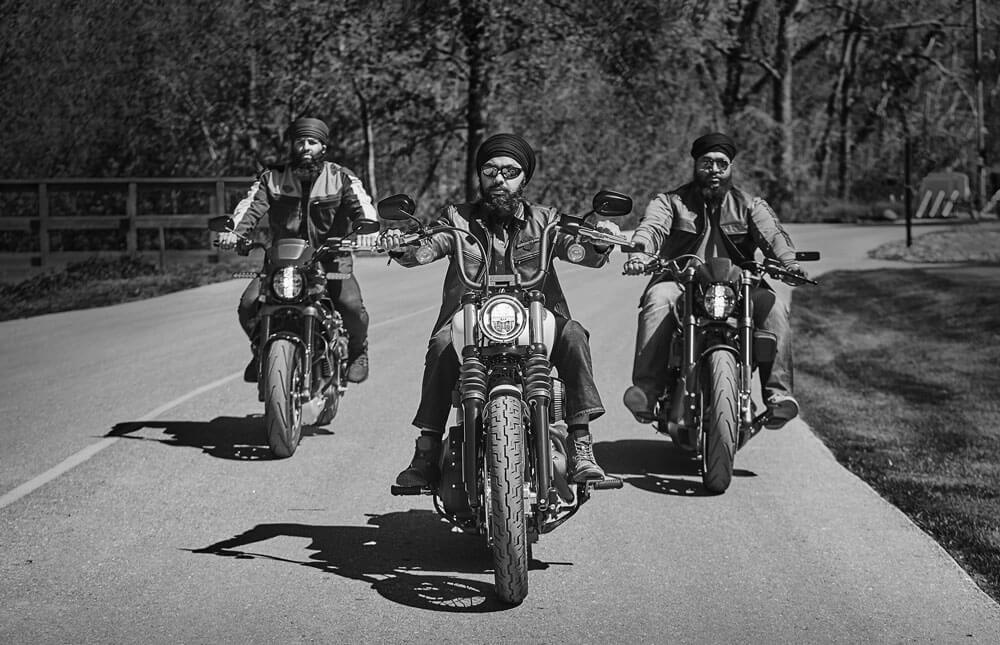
[374,229,406,253]
[595,220,621,237]
[623,255,647,275]
[216,232,239,251]
[782,262,809,285]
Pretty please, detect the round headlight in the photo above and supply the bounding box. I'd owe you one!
[699,283,736,320]
[271,266,304,300]
[478,294,527,343]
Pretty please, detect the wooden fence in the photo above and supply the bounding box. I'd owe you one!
[0,177,254,270]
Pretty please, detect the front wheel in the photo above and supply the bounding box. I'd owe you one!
[264,339,304,458]
[701,351,739,493]
[486,394,528,605]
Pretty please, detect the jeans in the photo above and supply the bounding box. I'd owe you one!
[632,280,793,400]
[413,316,606,433]
[237,274,369,359]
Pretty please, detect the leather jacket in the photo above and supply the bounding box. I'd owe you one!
[233,161,376,247]
[391,200,612,333]
[631,182,797,287]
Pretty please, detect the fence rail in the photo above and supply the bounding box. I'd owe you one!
[0,177,254,269]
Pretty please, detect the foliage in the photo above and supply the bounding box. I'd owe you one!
[1,0,998,220]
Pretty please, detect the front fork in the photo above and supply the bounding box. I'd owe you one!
[738,272,755,427]
[255,311,315,403]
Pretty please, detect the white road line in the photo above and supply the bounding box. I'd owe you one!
[0,304,440,510]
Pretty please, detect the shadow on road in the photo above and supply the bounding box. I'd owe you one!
[595,438,756,497]
[107,416,333,461]
[188,510,553,612]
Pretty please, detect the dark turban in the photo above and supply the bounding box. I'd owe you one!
[690,132,737,161]
[289,117,329,145]
[476,133,536,183]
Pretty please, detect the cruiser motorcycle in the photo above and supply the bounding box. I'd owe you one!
[379,191,634,605]
[631,251,819,493]
[208,215,379,458]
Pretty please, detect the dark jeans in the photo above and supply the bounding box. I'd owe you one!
[413,316,605,433]
[238,274,369,359]
[632,281,793,400]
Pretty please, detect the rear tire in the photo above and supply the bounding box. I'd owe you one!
[702,351,738,493]
[264,339,303,458]
[486,394,528,605]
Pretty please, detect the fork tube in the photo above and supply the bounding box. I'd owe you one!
[739,271,754,425]
[459,296,481,503]
[302,315,315,394]
[682,268,698,426]
[526,292,552,513]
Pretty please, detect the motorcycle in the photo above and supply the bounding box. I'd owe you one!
[208,215,380,458]
[378,190,635,605]
[629,251,820,493]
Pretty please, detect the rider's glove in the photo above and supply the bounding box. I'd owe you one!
[216,231,239,251]
[782,262,808,284]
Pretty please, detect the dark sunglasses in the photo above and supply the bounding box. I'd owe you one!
[481,165,524,180]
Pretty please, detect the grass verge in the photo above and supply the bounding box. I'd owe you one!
[794,265,1000,602]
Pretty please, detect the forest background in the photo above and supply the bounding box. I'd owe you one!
[1,0,998,230]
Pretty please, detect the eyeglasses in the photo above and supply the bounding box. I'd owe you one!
[481,165,524,180]
[697,158,731,172]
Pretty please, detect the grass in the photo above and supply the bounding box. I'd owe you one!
[794,222,1000,601]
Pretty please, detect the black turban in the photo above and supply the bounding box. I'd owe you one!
[476,133,536,183]
[690,132,737,161]
[289,117,329,145]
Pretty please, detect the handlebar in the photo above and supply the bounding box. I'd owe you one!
[629,254,818,286]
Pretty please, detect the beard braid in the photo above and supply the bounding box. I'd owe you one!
[479,185,524,220]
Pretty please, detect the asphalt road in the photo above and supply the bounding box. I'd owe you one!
[2,223,998,644]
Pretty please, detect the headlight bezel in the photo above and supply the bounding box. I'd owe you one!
[699,283,737,320]
[478,294,527,344]
[270,266,305,301]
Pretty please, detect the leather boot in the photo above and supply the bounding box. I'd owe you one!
[395,435,442,487]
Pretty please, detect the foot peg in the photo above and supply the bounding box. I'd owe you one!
[585,476,623,491]
[390,484,427,496]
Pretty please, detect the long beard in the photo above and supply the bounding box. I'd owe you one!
[291,154,323,183]
[695,172,732,205]
[479,185,524,220]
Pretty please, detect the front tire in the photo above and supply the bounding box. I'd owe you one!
[264,339,303,458]
[702,351,739,493]
[486,394,528,605]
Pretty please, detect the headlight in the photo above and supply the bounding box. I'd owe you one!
[271,266,304,300]
[478,294,527,343]
[699,283,736,320]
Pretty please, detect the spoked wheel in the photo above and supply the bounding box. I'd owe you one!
[485,394,528,605]
[701,351,739,493]
[264,339,303,458]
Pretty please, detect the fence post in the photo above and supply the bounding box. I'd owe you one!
[126,182,138,256]
[37,182,50,267]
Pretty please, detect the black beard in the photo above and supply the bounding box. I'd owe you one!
[479,185,524,220]
[291,155,323,183]
[695,172,732,205]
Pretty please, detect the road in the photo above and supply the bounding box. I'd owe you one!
[2,223,998,644]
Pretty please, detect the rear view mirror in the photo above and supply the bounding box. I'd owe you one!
[795,251,821,262]
[208,216,235,232]
[592,190,632,217]
[353,219,380,236]
[377,194,417,221]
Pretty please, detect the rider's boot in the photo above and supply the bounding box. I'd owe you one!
[346,341,369,383]
[764,391,799,429]
[395,433,442,487]
[567,427,606,482]
[623,385,657,424]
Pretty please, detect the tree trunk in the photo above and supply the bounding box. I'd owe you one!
[352,77,377,199]
[460,0,489,202]
[770,0,806,212]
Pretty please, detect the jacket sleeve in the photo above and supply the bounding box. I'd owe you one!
[747,197,797,265]
[630,193,674,255]
[389,206,456,268]
[338,170,378,224]
[233,174,270,237]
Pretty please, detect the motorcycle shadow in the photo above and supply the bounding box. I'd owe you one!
[107,416,334,461]
[188,509,528,612]
[595,438,757,497]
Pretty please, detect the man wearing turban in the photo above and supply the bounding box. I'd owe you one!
[377,133,621,486]
[622,132,808,429]
[217,116,378,383]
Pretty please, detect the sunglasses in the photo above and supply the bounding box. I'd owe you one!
[481,165,524,180]
[697,158,731,172]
